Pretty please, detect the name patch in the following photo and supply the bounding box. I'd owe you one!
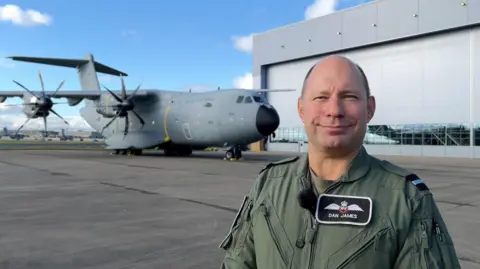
[315,194,372,226]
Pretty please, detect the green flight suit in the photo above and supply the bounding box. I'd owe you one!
[219,146,460,269]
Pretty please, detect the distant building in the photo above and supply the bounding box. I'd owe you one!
[253,0,480,158]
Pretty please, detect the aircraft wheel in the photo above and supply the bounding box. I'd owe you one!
[225,150,234,160]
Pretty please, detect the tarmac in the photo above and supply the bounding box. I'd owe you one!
[0,148,479,268]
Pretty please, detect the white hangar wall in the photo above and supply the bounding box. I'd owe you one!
[252,0,480,158]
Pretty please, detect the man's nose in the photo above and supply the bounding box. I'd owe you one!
[324,98,345,117]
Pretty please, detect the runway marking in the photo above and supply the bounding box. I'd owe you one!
[99,181,237,213]
[163,105,171,142]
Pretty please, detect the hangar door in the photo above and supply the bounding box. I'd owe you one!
[266,59,320,129]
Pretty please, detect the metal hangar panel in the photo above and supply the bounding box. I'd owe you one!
[252,0,480,158]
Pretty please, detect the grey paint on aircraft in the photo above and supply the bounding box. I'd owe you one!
[1,54,287,157]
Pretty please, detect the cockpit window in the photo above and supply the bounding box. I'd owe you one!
[253,96,261,103]
[236,96,244,103]
[245,96,252,103]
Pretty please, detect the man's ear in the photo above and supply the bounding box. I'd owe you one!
[297,97,305,123]
[367,96,376,122]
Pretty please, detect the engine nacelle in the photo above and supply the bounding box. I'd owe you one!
[96,107,117,118]
[67,97,83,106]
[22,104,49,118]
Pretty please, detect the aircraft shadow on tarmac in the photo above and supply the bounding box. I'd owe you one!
[114,150,299,163]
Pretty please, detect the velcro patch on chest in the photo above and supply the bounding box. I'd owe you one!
[315,194,372,226]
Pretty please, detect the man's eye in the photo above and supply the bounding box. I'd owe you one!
[345,95,358,99]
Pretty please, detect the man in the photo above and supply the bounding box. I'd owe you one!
[219,55,460,268]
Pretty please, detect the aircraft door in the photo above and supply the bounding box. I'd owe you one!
[168,99,195,144]
[182,122,193,140]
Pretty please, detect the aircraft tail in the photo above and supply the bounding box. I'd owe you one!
[7,53,127,92]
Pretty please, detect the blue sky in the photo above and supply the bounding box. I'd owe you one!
[0,0,371,130]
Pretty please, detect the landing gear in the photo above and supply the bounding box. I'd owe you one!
[111,148,142,156]
[224,145,242,161]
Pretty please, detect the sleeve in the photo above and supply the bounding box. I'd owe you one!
[219,195,256,269]
[393,192,461,269]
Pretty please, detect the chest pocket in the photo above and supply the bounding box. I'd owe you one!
[326,215,397,269]
[256,197,295,269]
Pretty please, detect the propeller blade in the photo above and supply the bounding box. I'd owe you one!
[52,80,65,97]
[48,108,70,125]
[15,113,35,135]
[127,83,142,101]
[12,80,40,98]
[1,103,26,106]
[120,75,127,100]
[131,110,145,127]
[101,115,119,134]
[43,113,47,138]
[123,113,129,137]
[38,70,45,93]
[102,85,123,103]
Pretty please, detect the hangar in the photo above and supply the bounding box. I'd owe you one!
[253,0,480,158]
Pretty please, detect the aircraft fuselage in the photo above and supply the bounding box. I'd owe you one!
[81,88,279,151]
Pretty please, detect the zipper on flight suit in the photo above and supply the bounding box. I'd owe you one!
[261,204,289,266]
[432,219,443,242]
[307,181,342,269]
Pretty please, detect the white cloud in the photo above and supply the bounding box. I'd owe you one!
[233,72,253,89]
[231,33,255,53]
[304,0,339,20]
[0,4,52,26]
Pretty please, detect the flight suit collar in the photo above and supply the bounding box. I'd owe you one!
[295,146,372,186]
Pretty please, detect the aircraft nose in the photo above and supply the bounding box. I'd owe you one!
[256,105,280,136]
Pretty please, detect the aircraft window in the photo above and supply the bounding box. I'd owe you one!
[236,96,244,103]
[205,102,212,107]
[253,96,261,103]
[245,96,252,103]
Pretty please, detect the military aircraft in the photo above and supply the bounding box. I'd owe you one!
[59,128,74,141]
[0,53,289,159]
[1,127,25,140]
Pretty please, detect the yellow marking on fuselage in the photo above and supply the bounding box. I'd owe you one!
[164,105,171,142]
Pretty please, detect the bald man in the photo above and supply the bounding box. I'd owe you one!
[219,55,460,269]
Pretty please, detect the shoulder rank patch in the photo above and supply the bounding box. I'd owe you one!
[405,173,429,191]
[259,155,300,174]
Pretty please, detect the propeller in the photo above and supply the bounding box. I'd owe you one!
[99,75,145,137]
[11,70,69,137]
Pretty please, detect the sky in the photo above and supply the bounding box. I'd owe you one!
[0,0,372,132]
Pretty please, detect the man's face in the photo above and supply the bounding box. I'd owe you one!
[297,58,375,155]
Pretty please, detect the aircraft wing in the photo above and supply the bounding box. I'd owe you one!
[0,89,156,100]
[0,90,102,99]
